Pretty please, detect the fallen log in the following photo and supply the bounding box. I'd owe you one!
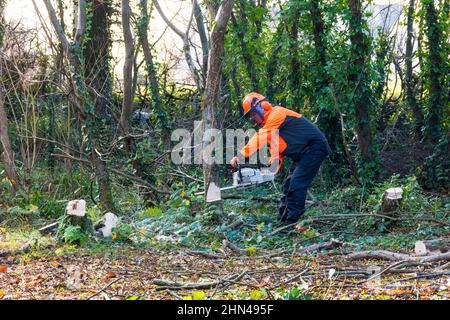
[346,250,450,262]
[296,238,344,255]
[415,238,450,256]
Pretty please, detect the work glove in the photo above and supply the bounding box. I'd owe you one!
[268,156,283,174]
[230,156,240,168]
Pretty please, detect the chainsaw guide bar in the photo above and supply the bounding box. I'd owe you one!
[194,166,275,202]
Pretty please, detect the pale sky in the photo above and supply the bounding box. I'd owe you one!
[4,0,197,82]
[3,0,407,83]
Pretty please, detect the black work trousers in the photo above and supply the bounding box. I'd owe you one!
[278,144,329,224]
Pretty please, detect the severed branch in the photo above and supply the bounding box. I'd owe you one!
[267,222,298,236]
[153,271,247,291]
[38,221,60,235]
[356,260,409,284]
[222,218,244,230]
[222,238,247,255]
[222,194,317,205]
[415,238,450,255]
[296,238,344,255]
[185,250,224,259]
[268,269,310,290]
[346,250,450,262]
[87,277,124,300]
[0,238,37,257]
[310,213,450,228]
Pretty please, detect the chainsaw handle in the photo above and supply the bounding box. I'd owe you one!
[237,163,243,181]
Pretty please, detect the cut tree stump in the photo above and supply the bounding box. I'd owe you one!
[380,187,403,214]
[94,212,118,237]
[64,199,93,232]
[66,199,86,217]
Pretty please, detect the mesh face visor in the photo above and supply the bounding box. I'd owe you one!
[244,98,266,126]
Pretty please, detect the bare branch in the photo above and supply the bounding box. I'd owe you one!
[152,0,184,38]
[193,0,209,74]
[153,0,203,90]
[42,0,69,51]
[119,0,135,136]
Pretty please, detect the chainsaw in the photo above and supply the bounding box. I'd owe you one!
[194,164,275,202]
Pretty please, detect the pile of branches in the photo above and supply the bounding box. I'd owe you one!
[151,238,450,296]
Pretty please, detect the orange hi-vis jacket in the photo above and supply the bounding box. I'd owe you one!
[238,106,330,169]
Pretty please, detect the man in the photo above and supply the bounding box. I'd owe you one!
[231,92,331,231]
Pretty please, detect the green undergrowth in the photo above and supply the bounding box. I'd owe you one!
[1,171,449,257]
[113,174,450,255]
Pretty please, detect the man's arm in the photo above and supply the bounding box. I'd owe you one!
[232,108,287,172]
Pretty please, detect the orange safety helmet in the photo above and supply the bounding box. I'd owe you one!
[242,92,272,126]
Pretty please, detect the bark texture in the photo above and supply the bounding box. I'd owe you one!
[202,0,234,215]
[44,0,115,212]
[348,0,376,165]
[0,1,18,194]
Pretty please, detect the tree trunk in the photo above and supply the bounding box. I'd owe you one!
[44,0,115,212]
[405,0,423,138]
[348,0,376,168]
[266,22,284,100]
[310,0,327,92]
[84,0,112,123]
[309,0,342,167]
[0,1,18,194]
[230,0,259,91]
[119,0,135,154]
[137,0,165,128]
[194,0,209,77]
[47,0,65,169]
[422,0,444,144]
[202,0,233,219]
[91,144,115,212]
[0,89,18,194]
[286,2,301,106]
